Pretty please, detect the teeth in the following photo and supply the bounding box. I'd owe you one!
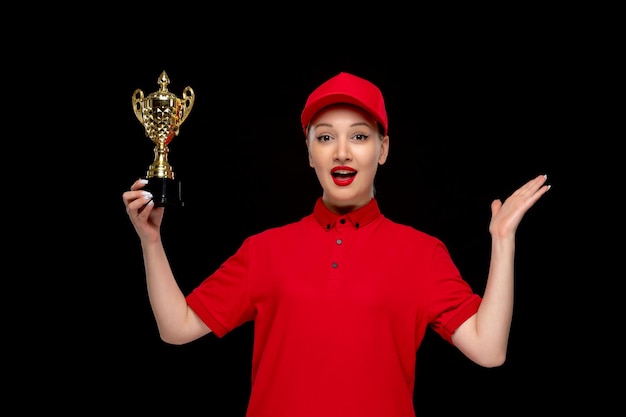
[333,170,355,177]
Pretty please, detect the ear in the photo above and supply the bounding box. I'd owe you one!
[378,135,390,165]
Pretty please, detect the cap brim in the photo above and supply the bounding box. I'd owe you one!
[302,93,383,133]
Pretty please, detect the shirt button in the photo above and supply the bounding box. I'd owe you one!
[331,262,338,268]
[339,218,346,224]
[336,239,342,245]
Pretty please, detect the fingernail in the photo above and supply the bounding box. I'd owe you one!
[142,191,153,200]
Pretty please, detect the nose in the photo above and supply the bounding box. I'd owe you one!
[334,138,352,162]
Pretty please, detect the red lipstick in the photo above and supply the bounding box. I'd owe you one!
[331,166,356,186]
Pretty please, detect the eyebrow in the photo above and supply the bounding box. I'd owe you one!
[313,121,373,130]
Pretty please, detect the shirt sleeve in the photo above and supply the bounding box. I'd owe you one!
[186,237,256,338]
[427,241,482,344]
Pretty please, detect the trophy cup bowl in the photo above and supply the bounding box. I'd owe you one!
[132,70,194,207]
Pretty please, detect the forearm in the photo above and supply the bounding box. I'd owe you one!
[475,236,515,356]
[141,239,206,344]
[452,236,515,367]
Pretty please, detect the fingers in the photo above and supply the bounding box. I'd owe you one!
[130,178,149,191]
[519,174,551,205]
[123,179,154,216]
[136,191,155,214]
[529,174,549,191]
[510,174,549,199]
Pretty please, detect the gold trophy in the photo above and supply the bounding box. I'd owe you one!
[132,70,195,207]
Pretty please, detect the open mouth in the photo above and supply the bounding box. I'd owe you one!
[331,167,357,186]
[332,170,357,179]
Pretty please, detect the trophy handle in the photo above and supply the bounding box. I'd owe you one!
[132,89,145,124]
[179,86,195,124]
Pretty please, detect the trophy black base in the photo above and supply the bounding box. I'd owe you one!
[145,177,183,208]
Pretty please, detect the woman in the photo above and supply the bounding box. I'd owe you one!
[123,71,550,416]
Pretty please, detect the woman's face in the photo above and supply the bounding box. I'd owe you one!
[306,104,389,213]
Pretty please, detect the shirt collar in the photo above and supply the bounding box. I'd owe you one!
[313,197,381,231]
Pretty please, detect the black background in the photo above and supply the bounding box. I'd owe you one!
[12,8,612,416]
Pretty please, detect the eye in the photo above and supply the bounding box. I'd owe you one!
[353,133,369,141]
[316,134,332,142]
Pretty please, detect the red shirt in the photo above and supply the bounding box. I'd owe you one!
[186,197,481,417]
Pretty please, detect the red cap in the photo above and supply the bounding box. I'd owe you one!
[301,72,388,136]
